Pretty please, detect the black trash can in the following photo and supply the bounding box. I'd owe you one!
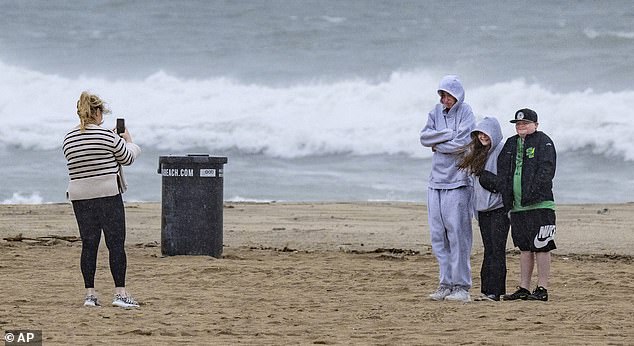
[157,154,228,257]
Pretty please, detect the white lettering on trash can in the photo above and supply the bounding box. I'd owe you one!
[162,168,194,177]
[200,168,216,177]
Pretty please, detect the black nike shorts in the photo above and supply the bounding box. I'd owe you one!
[510,209,557,252]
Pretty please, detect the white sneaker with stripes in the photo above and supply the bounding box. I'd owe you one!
[112,294,140,308]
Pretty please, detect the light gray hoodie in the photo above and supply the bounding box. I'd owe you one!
[420,75,476,189]
[471,116,504,212]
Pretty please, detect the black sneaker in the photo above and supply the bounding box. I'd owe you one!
[527,286,548,301]
[502,287,531,301]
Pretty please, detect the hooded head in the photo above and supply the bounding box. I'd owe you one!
[471,116,503,149]
[437,75,465,105]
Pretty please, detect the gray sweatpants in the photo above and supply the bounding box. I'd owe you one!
[427,187,473,290]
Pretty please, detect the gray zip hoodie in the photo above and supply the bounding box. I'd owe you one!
[420,75,476,189]
[472,116,505,212]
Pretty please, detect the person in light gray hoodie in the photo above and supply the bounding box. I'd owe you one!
[420,75,476,302]
[458,116,509,301]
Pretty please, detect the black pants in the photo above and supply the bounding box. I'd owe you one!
[478,207,510,297]
[72,194,127,288]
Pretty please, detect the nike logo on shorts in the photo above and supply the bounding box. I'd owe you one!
[534,224,556,248]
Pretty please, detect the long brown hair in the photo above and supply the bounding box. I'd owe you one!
[76,91,110,132]
[457,131,490,176]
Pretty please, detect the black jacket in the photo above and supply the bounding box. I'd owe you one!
[495,131,556,211]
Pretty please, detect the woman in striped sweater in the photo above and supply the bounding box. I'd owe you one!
[63,91,141,308]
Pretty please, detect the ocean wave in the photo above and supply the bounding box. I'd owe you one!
[320,15,346,24]
[226,196,277,203]
[2,192,44,204]
[584,28,634,40]
[1,60,633,160]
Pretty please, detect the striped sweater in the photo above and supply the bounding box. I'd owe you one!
[63,124,141,201]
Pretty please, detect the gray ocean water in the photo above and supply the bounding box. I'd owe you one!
[1,1,633,204]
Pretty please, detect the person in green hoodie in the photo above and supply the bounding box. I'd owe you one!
[496,108,556,302]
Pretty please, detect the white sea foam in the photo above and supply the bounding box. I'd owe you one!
[226,196,277,203]
[584,28,634,40]
[1,60,633,160]
[320,16,346,24]
[2,192,44,204]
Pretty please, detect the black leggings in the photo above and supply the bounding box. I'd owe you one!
[478,207,510,297]
[72,194,127,288]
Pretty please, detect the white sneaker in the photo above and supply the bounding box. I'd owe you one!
[83,295,100,307]
[444,288,471,302]
[429,287,452,301]
[474,294,498,302]
[112,294,140,308]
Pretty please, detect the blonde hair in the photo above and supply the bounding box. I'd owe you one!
[76,91,110,131]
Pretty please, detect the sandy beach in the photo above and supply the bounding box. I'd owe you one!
[1,202,633,345]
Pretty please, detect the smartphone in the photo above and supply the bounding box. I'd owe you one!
[116,118,125,135]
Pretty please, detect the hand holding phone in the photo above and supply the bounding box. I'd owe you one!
[116,118,125,135]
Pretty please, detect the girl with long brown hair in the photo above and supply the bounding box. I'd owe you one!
[458,116,509,301]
